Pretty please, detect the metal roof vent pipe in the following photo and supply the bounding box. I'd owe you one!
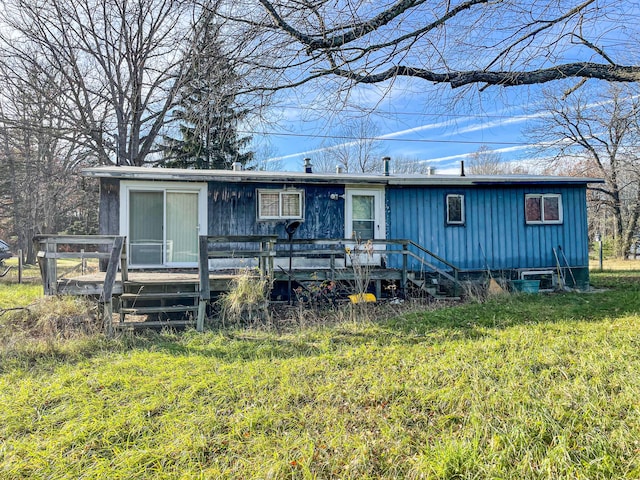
[427,166,435,176]
[383,156,391,176]
[336,165,343,174]
[460,160,465,177]
[232,162,243,171]
[304,157,313,173]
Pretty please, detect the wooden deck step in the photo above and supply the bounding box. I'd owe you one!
[120,292,199,300]
[120,305,199,315]
[115,320,196,330]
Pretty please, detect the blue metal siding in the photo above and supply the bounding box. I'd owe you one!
[207,182,344,239]
[387,185,589,271]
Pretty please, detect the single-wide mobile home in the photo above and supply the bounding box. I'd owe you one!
[82,164,599,292]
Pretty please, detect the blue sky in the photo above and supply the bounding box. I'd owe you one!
[250,77,551,173]
[239,0,639,175]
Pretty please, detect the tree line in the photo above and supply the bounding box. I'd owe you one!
[0,0,639,260]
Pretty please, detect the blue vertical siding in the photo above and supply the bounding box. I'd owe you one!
[387,185,589,271]
[204,179,589,271]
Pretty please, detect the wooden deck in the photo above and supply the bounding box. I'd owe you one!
[33,234,462,334]
[55,271,239,296]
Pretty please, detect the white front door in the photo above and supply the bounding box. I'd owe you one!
[345,188,385,265]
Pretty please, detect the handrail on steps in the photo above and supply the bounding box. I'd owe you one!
[32,235,462,334]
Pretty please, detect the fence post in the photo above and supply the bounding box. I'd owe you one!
[45,240,57,294]
[17,249,23,284]
[599,238,603,271]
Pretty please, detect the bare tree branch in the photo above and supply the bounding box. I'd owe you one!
[526,84,640,257]
[228,0,640,93]
[0,0,194,166]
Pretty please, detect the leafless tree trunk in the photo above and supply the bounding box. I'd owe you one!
[527,85,640,258]
[0,0,196,166]
[0,59,98,262]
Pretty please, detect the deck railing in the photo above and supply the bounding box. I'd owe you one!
[34,234,461,333]
[196,235,462,328]
[33,235,126,334]
[272,238,460,289]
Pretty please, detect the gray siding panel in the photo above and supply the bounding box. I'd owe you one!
[207,182,345,239]
[99,178,120,235]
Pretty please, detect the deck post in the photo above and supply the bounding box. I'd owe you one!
[120,237,128,282]
[45,239,57,295]
[101,237,124,337]
[402,241,408,297]
[259,239,267,277]
[330,253,336,280]
[197,236,210,332]
[103,301,114,337]
[268,239,275,276]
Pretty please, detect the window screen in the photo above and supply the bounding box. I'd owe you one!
[258,190,303,219]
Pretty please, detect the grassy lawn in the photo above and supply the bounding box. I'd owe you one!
[1,270,640,478]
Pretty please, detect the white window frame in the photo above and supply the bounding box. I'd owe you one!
[120,181,207,268]
[525,193,563,225]
[446,194,465,225]
[257,189,304,220]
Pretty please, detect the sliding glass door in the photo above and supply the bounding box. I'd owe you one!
[126,185,204,267]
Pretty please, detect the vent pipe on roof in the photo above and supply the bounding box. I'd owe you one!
[460,160,465,177]
[383,156,391,176]
[427,166,435,176]
[336,165,343,174]
[304,157,313,173]
[232,162,243,171]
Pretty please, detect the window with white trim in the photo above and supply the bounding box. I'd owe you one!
[258,189,304,220]
[446,194,465,225]
[525,194,563,224]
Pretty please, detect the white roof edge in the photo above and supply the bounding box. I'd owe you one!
[81,165,604,185]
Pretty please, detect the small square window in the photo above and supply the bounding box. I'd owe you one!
[446,194,465,225]
[525,194,563,224]
[258,189,304,220]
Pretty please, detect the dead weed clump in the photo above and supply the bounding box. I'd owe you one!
[216,270,271,327]
[0,296,100,344]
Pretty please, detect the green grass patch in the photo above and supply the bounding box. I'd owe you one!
[0,283,42,309]
[1,271,640,478]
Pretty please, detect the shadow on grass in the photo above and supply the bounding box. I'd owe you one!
[119,283,640,363]
[3,271,639,370]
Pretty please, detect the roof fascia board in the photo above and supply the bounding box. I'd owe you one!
[81,166,604,186]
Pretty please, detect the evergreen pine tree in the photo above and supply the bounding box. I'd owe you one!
[161,17,253,169]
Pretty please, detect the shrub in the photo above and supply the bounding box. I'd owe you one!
[216,269,271,327]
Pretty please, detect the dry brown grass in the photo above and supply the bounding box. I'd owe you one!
[590,258,640,270]
[1,296,99,346]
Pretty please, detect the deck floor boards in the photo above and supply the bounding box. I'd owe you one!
[55,272,240,296]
